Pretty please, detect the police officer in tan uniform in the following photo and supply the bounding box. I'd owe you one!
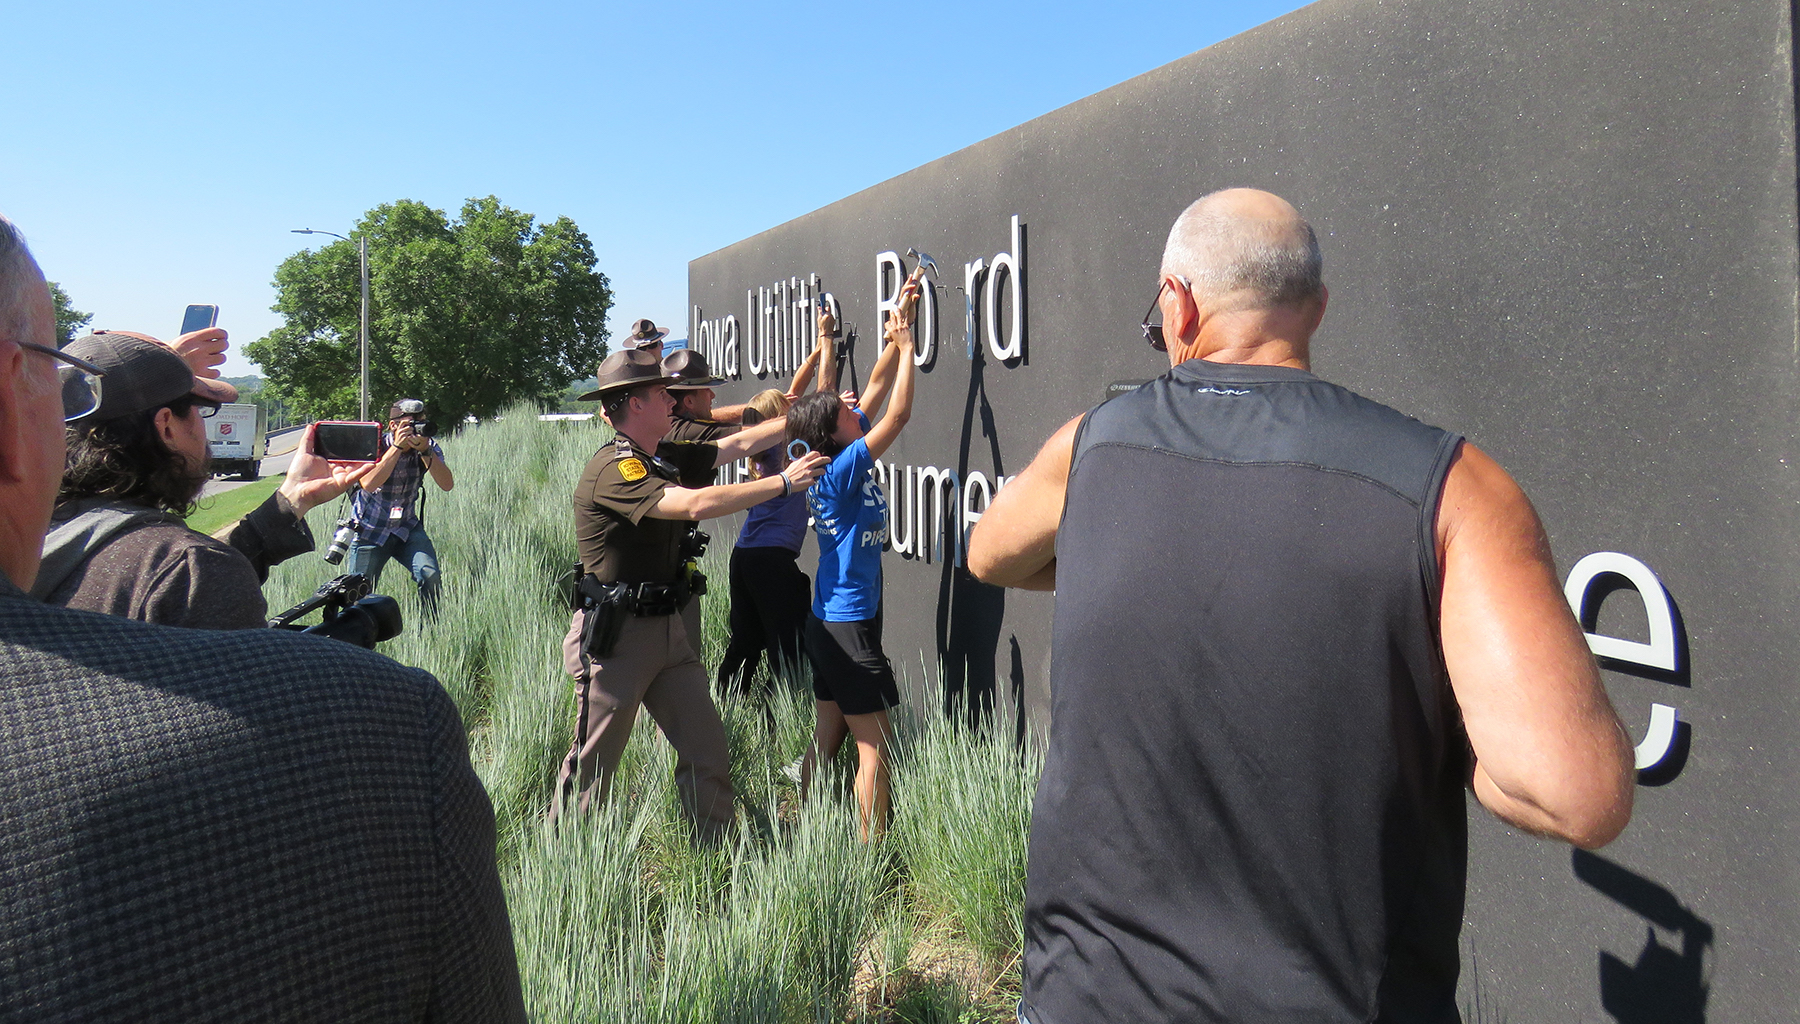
[554,349,827,839]
[663,350,742,445]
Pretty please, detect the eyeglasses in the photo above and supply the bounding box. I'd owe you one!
[20,342,107,422]
[1139,276,1191,353]
[191,398,222,419]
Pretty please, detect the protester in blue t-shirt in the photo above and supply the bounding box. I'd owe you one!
[785,271,922,840]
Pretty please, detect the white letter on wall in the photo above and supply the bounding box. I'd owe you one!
[985,215,1024,362]
[876,251,904,357]
[1563,551,1682,772]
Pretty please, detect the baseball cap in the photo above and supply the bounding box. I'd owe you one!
[64,332,231,424]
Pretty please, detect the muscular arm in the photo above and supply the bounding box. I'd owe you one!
[711,417,786,465]
[966,414,1081,590]
[859,331,906,417]
[1438,442,1635,848]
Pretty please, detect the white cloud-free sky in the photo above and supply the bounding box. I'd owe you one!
[6,0,1308,375]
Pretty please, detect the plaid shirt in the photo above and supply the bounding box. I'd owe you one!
[351,434,444,546]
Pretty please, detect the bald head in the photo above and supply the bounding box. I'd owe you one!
[1160,189,1322,313]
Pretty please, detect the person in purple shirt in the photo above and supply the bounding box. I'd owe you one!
[716,389,814,697]
[785,272,921,841]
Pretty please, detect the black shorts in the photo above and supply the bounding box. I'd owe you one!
[804,611,900,715]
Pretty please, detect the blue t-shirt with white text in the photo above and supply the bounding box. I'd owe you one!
[807,422,887,621]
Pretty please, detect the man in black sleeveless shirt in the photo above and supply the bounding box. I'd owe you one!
[968,189,1635,1023]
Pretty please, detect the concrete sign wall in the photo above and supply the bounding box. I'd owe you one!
[689,0,1800,1017]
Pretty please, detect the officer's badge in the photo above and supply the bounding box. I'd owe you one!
[619,458,648,482]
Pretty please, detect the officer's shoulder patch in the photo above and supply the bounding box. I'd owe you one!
[618,458,648,482]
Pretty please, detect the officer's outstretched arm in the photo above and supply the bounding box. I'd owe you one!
[650,451,829,520]
[712,417,786,466]
[966,414,1081,591]
[1438,442,1635,849]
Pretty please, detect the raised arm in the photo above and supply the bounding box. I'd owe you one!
[859,272,921,416]
[1437,442,1635,849]
[861,279,921,460]
[711,416,787,465]
[966,414,1081,591]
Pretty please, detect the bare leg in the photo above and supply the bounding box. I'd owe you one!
[800,699,849,802]
[843,709,893,842]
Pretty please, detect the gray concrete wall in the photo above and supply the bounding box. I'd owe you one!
[689,0,1800,1017]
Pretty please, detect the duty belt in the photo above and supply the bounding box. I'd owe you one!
[583,574,689,616]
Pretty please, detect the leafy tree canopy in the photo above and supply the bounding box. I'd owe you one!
[246,196,613,426]
[48,282,93,346]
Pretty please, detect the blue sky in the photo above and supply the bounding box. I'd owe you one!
[6,0,1307,376]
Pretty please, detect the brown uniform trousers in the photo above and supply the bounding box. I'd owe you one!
[550,607,735,840]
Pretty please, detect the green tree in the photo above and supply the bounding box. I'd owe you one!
[247,196,613,425]
[48,282,92,346]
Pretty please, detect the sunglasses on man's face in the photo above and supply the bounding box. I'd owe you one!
[20,342,107,422]
[1139,276,1192,353]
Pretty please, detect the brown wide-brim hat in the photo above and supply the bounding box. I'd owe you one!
[662,349,724,390]
[628,318,670,349]
[576,349,678,401]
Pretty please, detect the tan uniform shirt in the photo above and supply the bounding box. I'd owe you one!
[573,433,718,584]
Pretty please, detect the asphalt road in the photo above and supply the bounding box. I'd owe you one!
[199,424,306,499]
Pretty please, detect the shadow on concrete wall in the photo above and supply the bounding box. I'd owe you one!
[1573,849,1712,1023]
[933,316,1013,730]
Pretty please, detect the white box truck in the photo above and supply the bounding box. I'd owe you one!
[206,403,266,481]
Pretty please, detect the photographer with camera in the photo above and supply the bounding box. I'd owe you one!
[553,348,827,840]
[343,398,454,616]
[35,331,374,629]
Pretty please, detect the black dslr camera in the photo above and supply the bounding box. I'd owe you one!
[270,574,403,649]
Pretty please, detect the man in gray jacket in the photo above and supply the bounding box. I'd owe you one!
[0,217,525,1020]
[35,330,369,628]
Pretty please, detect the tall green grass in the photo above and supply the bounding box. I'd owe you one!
[263,407,1040,1022]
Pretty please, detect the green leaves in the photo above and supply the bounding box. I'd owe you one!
[247,196,613,425]
[48,281,92,346]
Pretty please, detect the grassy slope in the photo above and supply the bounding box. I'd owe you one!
[185,475,282,535]
[259,408,1039,1023]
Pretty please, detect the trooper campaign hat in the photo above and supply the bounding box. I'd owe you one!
[627,318,670,349]
[576,349,679,401]
[662,349,724,390]
[64,331,236,424]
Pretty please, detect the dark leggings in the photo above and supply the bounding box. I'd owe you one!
[716,545,811,697]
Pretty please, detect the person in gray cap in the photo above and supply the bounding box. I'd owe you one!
[552,348,826,839]
[36,330,371,628]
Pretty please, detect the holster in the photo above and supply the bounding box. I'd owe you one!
[577,575,633,659]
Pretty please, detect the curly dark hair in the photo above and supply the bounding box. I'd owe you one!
[786,392,846,459]
[59,398,209,515]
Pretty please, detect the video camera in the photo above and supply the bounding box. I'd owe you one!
[270,573,403,649]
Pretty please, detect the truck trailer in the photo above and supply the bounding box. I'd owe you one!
[205,403,265,481]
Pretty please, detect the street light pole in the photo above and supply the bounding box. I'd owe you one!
[358,236,369,422]
[291,228,371,421]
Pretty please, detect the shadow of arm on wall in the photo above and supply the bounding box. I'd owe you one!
[1573,849,1712,1024]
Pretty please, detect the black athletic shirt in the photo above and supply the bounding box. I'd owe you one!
[1023,359,1467,1024]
